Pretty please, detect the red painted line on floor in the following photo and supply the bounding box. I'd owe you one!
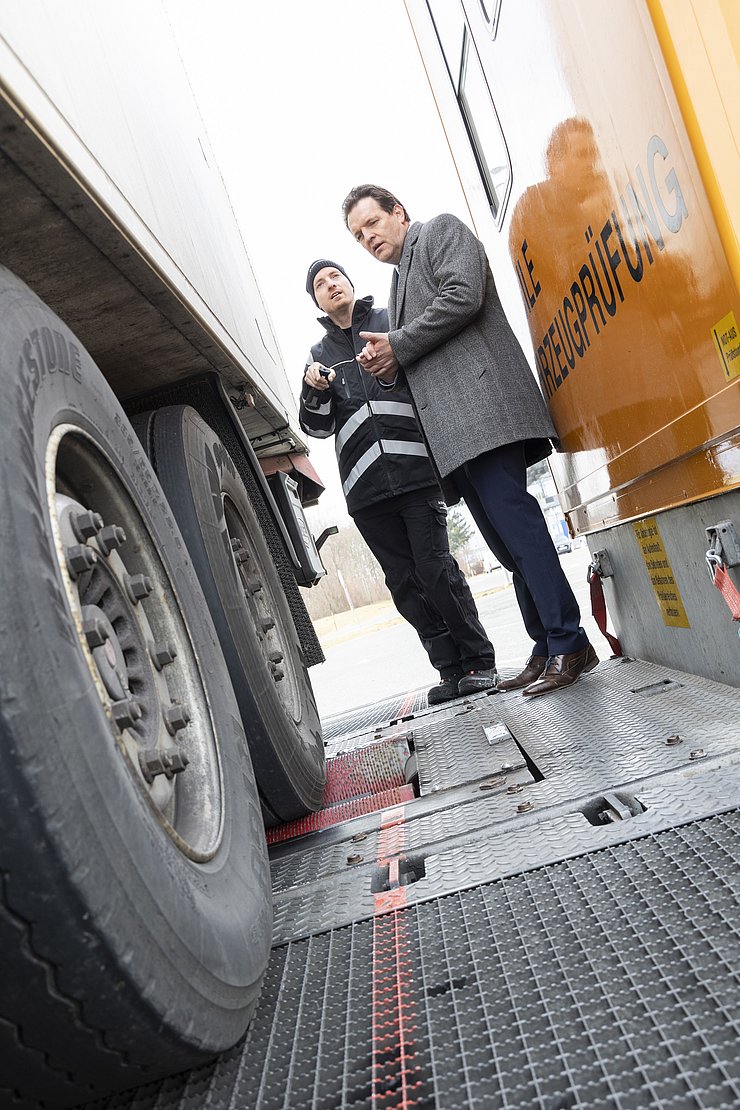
[370,798,426,1105]
[396,688,417,718]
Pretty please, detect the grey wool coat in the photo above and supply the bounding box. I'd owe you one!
[388,214,557,478]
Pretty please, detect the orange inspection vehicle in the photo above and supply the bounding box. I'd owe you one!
[405,0,740,683]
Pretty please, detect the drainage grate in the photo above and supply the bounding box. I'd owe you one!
[95,810,740,1109]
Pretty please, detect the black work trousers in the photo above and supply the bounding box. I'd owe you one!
[353,486,495,679]
[452,443,586,657]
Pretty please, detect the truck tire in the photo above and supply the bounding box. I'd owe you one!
[0,267,272,1109]
[132,405,325,825]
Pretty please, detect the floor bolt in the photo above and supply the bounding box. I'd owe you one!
[507,783,524,794]
[480,776,507,790]
[689,748,706,760]
[517,801,534,814]
[352,832,367,843]
[346,853,364,865]
[666,734,682,746]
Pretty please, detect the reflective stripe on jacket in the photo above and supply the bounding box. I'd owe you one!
[299,296,440,515]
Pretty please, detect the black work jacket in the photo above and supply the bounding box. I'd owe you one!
[299,296,440,515]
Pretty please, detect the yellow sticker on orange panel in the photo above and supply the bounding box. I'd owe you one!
[632,517,690,628]
[712,310,740,381]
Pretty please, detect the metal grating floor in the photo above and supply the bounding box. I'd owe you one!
[322,688,428,746]
[80,658,740,1110]
[87,812,740,1109]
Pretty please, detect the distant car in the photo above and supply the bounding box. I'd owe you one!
[555,538,573,554]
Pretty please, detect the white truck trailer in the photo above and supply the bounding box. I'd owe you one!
[0,3,329,1101]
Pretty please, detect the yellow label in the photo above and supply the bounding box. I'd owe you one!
[712,310,740,381]
[632,517,690,628]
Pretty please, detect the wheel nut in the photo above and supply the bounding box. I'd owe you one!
[231,537,243,551]
[164,703,191,734]
[248,578,263,594]
[150,641,177,670]
[139,748,190,784]
[97,524,126,556]
[261,617,275,633]
[83,615,109,648]
[268,650,284,664]
[111,697,142,730]
[66,543,98,577]
[271,665,285,682]
[125,573,154,603]
[71,509,104,541]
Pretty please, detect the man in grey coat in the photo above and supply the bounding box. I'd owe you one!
[342,183,597,697]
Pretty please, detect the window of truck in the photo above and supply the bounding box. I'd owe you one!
[426,0,511,224]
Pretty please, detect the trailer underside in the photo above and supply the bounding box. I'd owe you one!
[85,656,740,1109]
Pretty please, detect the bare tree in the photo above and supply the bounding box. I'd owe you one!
[301,523,391,620]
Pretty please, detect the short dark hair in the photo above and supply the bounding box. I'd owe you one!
[342,184,410,228]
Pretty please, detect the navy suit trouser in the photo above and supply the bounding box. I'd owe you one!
[452,443,587,658]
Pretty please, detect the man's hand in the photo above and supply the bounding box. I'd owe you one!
[357,332,399,382]
[304,362,336,390]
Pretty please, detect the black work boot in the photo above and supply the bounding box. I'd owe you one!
[427,674,463,706]
[458,668,499,696]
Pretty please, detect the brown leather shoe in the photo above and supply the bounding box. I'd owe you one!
[522,644,599,697]
[497,655,547,691]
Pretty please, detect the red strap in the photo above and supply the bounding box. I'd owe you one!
[713,563,740,620]
[588,565,623,656]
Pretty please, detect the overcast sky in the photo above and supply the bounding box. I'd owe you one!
[169,1,482,523]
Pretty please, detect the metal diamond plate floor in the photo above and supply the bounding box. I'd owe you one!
[81,657,740,1110]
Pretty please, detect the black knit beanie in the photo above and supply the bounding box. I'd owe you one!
[306,259,353,306]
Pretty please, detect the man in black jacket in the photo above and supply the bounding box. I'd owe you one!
[300,259,496,704]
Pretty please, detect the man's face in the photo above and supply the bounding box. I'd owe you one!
[347,198,408,266]
[313,267,354,314]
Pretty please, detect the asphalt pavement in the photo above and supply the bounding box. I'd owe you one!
[309,544,606,720]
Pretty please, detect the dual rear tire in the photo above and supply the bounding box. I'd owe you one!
[0,266,323,1106]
